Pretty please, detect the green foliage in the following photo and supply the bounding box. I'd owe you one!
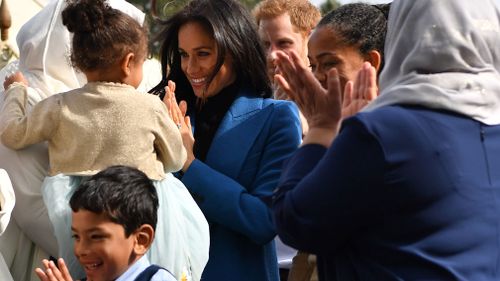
[153,0,188,17]
[239,0,261,8]
[320,0,341,15]
[129,0,261,18]
[127,0,262,56]
[126,0,341,55]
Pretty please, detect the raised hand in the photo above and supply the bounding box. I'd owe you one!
[341,62,378,119]
[35,259,74,281]
[162,80,195,171]
[274,50,343,131]
[274,50,343,147]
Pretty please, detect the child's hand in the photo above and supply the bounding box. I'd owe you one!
[3,72,28,89]
[35,258,74,281]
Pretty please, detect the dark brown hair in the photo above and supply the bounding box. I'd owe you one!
[61,0,148,72]
[318,3,391,73]
[70,165,158,237]
[149,0,272,104]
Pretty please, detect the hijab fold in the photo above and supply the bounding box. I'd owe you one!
[363,0,500,126]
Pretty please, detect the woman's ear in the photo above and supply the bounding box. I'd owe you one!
[121,52,136,77]
[133,224,154,255]
[365,50,382,73]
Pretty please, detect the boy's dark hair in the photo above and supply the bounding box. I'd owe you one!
[69,165,158,237]
[149,0,272,105]
[61,0,148,72]
[318,3,391,73]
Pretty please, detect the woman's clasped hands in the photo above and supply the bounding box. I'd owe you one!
[273,50,377,147]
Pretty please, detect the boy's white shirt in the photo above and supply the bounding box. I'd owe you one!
[116,255,176,281]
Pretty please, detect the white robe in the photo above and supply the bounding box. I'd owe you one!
[0,0,208,280]
[0,169,15,281]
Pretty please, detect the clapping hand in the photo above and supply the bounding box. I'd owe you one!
[273,51,378,147]
[274,50,343,131]
[35,258,74,281]
[162,80,195,171]
[341,62,378,119]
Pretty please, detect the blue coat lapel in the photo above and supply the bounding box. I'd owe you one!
[205,91,274,179]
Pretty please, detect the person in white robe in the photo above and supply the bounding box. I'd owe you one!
[0,169,15,281]
[0,1,209,280]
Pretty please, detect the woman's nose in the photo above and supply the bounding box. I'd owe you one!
[186,57,199,75]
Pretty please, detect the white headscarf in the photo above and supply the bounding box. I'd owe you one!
[0,0,150,104]
[363,0,500,125]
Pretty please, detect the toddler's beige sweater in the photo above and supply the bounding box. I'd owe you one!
[0,82,186,180]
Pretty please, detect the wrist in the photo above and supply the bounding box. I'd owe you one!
[182,154,195,172]
[5,81,27,91]
[302,127,339,148]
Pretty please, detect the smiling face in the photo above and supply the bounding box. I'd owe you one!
[308,26,366,90]
[178,21,236,99]
[72,210,139,281]
[258,13,309,82]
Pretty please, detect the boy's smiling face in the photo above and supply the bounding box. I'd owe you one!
[72,210,140,281]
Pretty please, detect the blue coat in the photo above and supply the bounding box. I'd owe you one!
[274,105,500,281]
[182,89,302,281]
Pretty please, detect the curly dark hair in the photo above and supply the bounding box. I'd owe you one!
[61,0,148,72]
[149,0,272,105]
[69,165,158,237]
[318,3,391,73]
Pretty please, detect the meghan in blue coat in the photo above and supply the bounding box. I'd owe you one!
[150,0,302,280]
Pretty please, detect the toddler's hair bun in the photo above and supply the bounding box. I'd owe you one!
[62,0,110,33]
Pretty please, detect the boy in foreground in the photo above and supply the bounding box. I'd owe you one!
[35,165,177,281]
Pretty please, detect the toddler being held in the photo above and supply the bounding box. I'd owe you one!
[0,0,209,279]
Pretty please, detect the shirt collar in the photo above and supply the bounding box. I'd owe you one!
[115,255,150,281]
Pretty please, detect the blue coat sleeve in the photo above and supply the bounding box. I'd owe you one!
[273,117,386,254]
[182,102,302,244]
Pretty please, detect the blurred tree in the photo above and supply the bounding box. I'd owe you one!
[130,0,330,55]
[128,0,263,56]
[239,0,261,8]
[127,0,345,53]
[130,0,261,18]
[320,0,341,15]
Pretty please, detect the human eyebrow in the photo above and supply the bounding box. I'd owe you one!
[276,37,294,44]
[71,226,103,234]
[314,52,338,60]
[193,45,213,50]
[179,46,213,52]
